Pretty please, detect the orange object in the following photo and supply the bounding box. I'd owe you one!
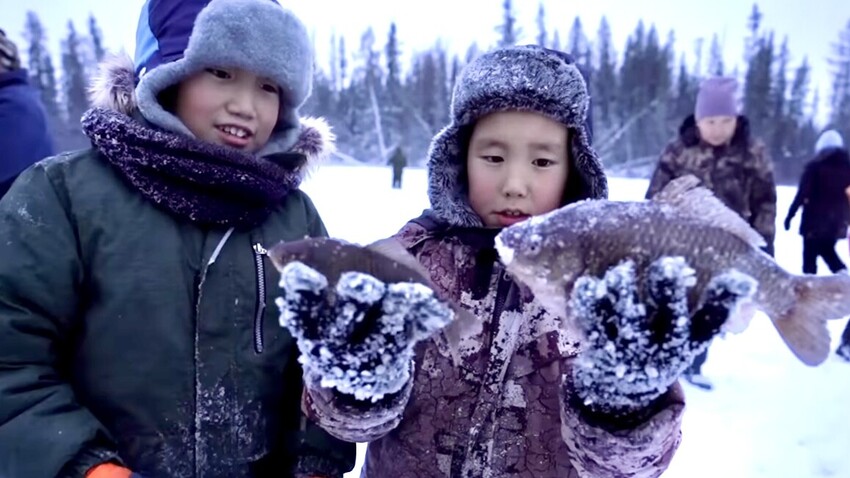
[85,463,133,478]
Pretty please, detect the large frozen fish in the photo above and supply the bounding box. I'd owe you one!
[495,175,850,366]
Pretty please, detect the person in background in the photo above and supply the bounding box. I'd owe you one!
[0,28,54,199]
[646,76,777,391]
[784,129,850,275]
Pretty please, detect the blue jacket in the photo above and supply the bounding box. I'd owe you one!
[0,69,54,198]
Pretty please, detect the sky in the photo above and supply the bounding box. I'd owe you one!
[2,0,849,122]
[298,166,849,478]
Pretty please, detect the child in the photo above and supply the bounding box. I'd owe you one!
[0,0,355,477]
[278,45,749,477]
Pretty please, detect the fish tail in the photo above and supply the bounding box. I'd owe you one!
[772,273,850,366]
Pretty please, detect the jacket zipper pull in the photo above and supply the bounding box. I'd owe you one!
[253,243,268,255]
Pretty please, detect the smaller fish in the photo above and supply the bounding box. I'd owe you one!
[268,237,481,361]
[495,175,850,366]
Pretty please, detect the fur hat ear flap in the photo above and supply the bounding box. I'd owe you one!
[88,53,137,114]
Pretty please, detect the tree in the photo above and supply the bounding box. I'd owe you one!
[329,31,339,92]
[708,33,725,76]
[567,17,588,59]
[594,16,617,126]
[743,32,774,139]
[23,12,61,140]
[88,14,106,63]
[496,0,521,47]
[536,3,547,47]
[62,21,90,125]
[744,3,763,63]
[829,20,850,143]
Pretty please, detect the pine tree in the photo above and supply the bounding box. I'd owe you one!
[23,12,62,143]
[594,16,617,126]
[708,33,725,76]
[339,36,348,89]
[551,30,561,51]
[567,17,588,59]
[62,21,90,127]
[743,33,774,139]
[744,3,763,63]
[829,20,850,143]
[536,3,547,47]
[88,14,106,63]
[496,0,521,47]
[329,31,339,92]
[384,23,405,148]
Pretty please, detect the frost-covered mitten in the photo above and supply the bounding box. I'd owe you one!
[276,261,454,402]
[569,256,756,419]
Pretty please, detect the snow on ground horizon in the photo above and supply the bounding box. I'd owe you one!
[300,165,850,478]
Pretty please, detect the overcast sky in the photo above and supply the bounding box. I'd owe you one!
[2,1,848,122]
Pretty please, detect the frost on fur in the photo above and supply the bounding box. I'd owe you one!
[569,257,757,415]
[292,116,337,171]
[88,53,137,114]
[277,268,453,402]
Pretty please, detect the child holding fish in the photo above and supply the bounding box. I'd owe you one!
[273,45,774,478]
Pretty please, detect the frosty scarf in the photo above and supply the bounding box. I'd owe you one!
[81,107,305,228]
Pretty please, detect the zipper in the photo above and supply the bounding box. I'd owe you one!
[252,242,268,354]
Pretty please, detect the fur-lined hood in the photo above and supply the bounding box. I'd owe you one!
[88,53,334,171]
[426,46,608,228]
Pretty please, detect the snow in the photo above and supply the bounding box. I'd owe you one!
[300,165,850,478]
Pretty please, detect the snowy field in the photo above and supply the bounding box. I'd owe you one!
[300,165,850,478]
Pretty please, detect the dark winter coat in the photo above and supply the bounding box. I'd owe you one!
[646,115,777,254]
[388,148,407,174]
[786,147,850,240]
[0,69,54,198]
[0,68,355,478]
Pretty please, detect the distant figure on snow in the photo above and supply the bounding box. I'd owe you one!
[784,129,850,275]
[388,145,407,188]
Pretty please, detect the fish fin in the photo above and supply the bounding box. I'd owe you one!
[653,174,766,248]
[773,273,850,366]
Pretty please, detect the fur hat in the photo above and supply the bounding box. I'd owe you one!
[129,0,314,157]
[427,45,607,228]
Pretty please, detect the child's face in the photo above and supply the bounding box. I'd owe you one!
[466,111,570,228]
[175,67,281,153]
[696,115,737,146]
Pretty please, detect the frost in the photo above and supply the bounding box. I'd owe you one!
[278,261,327,292]
[336,271,386,304]
[277,267,454,402]
[493,234,515,266]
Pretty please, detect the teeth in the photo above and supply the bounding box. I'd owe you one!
[220,126,249,138]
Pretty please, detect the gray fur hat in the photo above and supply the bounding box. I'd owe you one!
[132,0,313,157]
[427,45,608,228]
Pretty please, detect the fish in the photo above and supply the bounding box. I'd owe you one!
[494,174,850,366]
[267,236,481,362]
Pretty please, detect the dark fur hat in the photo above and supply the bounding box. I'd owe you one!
[427,45,608,227]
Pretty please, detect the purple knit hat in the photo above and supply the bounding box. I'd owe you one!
[695,77,739,120]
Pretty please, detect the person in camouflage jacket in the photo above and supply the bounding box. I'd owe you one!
[646,78,777,258]
[645,77,777,390]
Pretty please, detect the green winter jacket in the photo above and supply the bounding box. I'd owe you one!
[0,149,355,477]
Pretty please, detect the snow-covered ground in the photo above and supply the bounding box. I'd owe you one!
[300,165,850,478]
